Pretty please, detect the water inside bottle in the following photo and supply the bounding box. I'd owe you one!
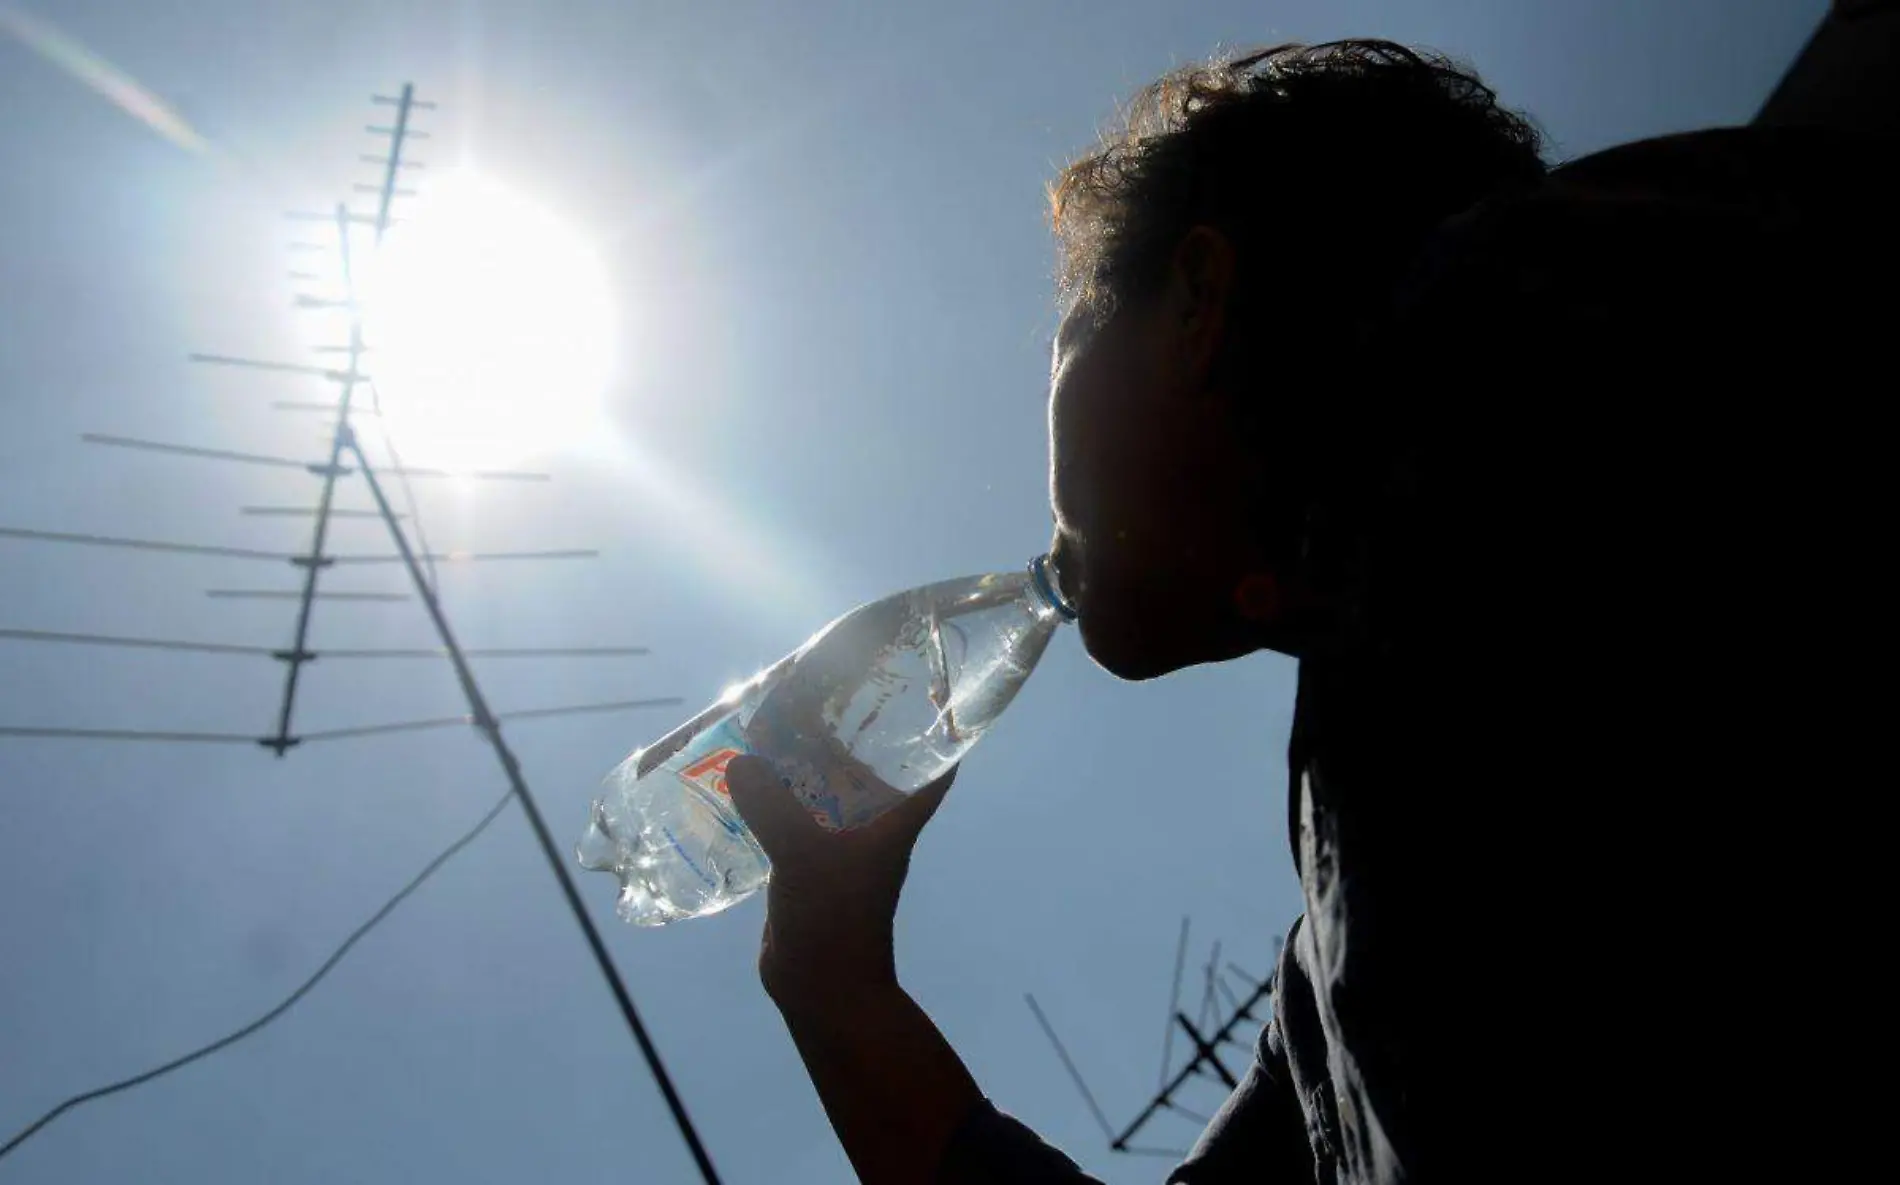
[577,565,1063,924]
[769,573,1055,801]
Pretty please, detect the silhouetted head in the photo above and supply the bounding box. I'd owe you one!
[1045,41,1545,679]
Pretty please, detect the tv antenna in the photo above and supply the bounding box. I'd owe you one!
[0,85,723,1183]
[1026,918,1279,1161]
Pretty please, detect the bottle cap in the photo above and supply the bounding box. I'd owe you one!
[1029,553,1079,622]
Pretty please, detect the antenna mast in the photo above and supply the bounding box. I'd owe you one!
[2,82,723,1184]
[1028,923,1280,1161]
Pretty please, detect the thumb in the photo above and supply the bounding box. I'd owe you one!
[725,754,820,858]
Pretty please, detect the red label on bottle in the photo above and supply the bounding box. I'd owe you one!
[681,747,742,797]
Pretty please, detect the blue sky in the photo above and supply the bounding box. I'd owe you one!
[0,2,1821,1182]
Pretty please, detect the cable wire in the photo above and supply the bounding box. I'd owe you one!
[0,788,516,1164]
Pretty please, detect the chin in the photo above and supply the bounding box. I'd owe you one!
[1079,617,1193,682]
[1080,608,1258,682]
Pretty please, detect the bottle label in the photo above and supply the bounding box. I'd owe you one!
[666,715,751,838]
[660,710,898,835]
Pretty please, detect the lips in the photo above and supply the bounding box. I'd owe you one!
[1047,540,1082,615]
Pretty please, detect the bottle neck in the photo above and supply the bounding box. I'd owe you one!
[1028,553,1078,623]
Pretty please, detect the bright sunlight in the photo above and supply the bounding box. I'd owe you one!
[358,171,616,472]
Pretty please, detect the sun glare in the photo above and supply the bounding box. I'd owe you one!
[357,171,616,472]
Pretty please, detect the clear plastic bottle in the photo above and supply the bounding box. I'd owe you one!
[576,554,1075,926]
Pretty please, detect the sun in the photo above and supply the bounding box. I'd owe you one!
[356,171,616,472]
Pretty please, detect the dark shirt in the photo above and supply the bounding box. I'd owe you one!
[941,119,1896,1183]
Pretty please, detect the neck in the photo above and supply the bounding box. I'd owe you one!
[1240,391,1402,660]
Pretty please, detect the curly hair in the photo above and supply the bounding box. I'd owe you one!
[1051,41,1546,334]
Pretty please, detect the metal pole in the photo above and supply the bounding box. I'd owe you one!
[342,426,723,1185]
[372,85,414,246]
[264,205,363,755]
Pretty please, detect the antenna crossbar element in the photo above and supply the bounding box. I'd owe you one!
[113,434,549,480]
[328,549,598,564]
[188,353,366,384]
[1160,916,1191,1088]
[1214,973,1245,1017]
[269,401,382,415]
[0,726,260,744]
[0,526,291,562]
[382,466,551,482]
[242,506,392,519]
[1196,940,1223,1031]
[81,433,316,471]
[285,210,391,226]
[208,590,407,602]
[1161,1101,1211,1125]
[0,529,579,569]
[285,210,387,227]
[0,629,650,662]
[1,698,679,750]
[79,439,533,481]
[312,698,682,741]
[0,629,274,657]
[293,697,686,744]
[324,646,653,659]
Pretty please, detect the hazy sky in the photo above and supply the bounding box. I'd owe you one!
[0,3,1821,1182]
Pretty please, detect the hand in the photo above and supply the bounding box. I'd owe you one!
[726,755,957,1008]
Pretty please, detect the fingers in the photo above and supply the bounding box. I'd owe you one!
[726,754,821,859]
[729,753,960,861]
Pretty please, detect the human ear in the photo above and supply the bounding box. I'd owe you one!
[1168,225,1236,389]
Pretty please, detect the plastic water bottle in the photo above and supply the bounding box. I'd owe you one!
[576,554,1075,926]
